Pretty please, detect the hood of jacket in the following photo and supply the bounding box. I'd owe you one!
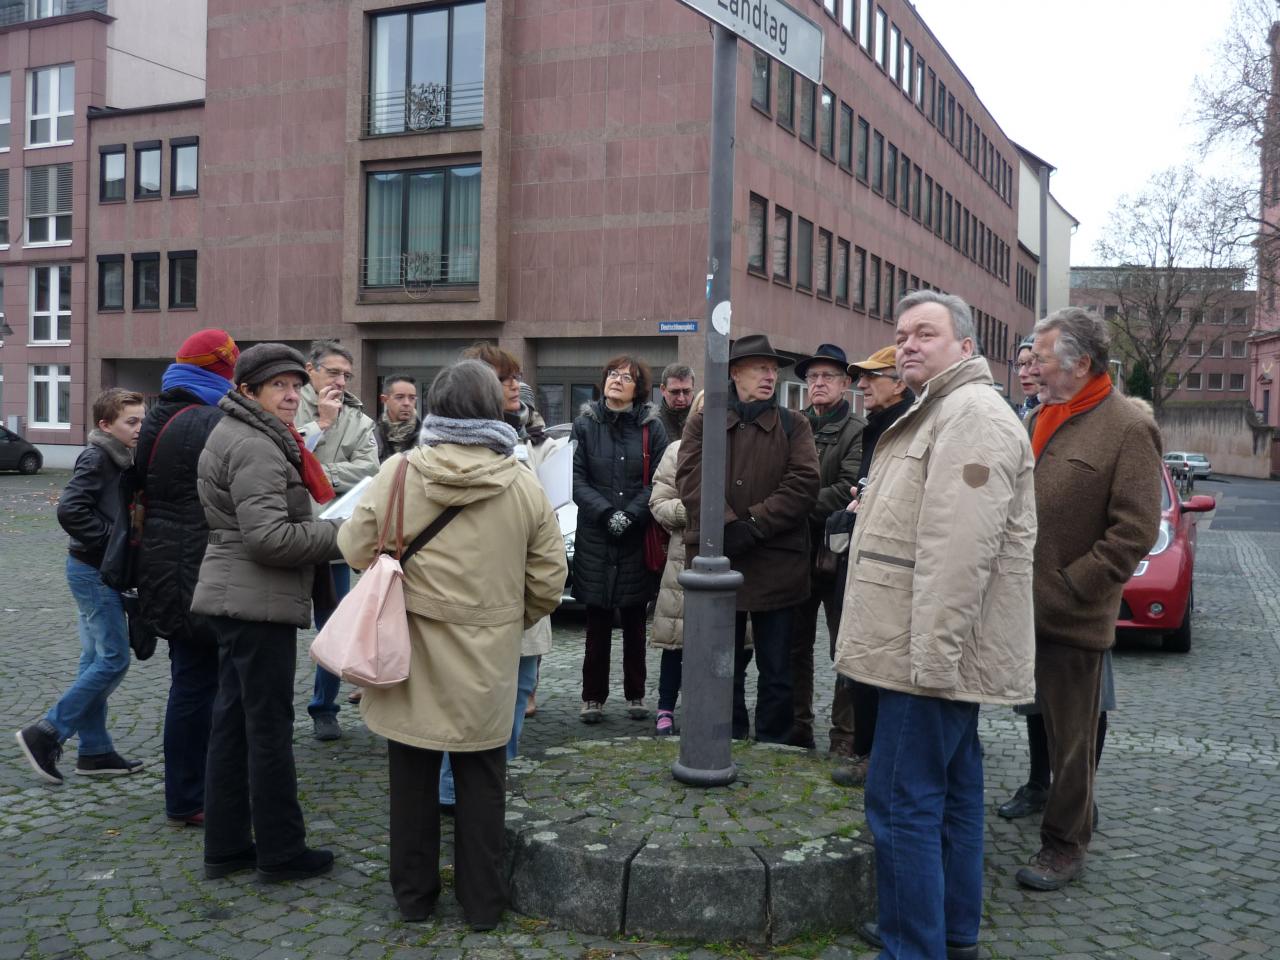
[217,390,301,467]
[579,398,660,426]
[406,443,522,507]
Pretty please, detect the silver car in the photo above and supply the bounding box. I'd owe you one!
[1164,451,1212,480]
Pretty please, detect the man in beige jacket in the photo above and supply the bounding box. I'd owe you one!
[834,290,1036,960]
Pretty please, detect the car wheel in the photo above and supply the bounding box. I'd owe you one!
[18,453,40,475]
[1163,587,1192,653]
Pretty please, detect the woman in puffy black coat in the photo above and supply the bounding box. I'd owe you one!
[572,355,668,724]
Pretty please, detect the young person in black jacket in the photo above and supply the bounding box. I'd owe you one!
[15,388,147,784]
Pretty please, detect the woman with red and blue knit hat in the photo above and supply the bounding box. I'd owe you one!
[135,329,240,827]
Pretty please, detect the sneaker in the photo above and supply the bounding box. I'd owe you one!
[831,754,869,788]
[580,701,604,724]
[313,715,342,741]
[204,844,257,880]
[627,698,649,720]
[997,782,1049,819]
[257,847,335,883]
[15,721,64,785]
[655,710,675,735]
[859,920,978,960]
[167,811,205,828]
[75,751,144,776]
[1015,846,1085,891]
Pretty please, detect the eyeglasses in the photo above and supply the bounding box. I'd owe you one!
[1015,360,1034,371]
[499,373,523,386]
[664,387,694,396]
[606,370,635,384]
[804,372,847,384]
[318,364,353,382]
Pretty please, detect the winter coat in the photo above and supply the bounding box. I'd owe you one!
[135,388,225,641]
[191,391,342,627]
[58,443,128,569]
[833,356,1037,705]
[805,400,866,532]
[571,400,669,609]
[857,394,915,483]
[649,442,687,649]
[375,416,422,462]
[340,444,566,752]
[296,384,380,496]
[1028,391,1162,652]
[516,409,567,656]
[676,398,820,612]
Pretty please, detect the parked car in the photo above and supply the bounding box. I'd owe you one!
[1164,451,1212,480]
[0,426,42,474]
[1117,463,1215,652]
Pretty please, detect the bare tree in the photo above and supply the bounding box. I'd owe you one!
[1093,167,1253,414]
[1190,0,1277,157]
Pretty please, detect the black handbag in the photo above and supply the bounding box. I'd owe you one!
[120,593,158,661]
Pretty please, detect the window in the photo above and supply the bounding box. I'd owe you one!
[819,88,835,159]
[884,260,895,318]
[835,237,850,304]
[1230,373,1246,390]
[841,0,853,35]
[911,164,921,220]
[1209,340,1225,358]
[1231,339,1246,358]
[364,164,482,286]
[133,253,160,310]
[751,51,771,113]
[869,254,881,316]
[1208,372,1224,391]
[30,265,70,342]
[99,145,125,202]
[27,64,74,147]
[888,24,900,82]
[816,228,832,298]
[886,143,898,204]
[798,79,816,145]
[0,170,7,246]
[135,141,161,198]
[823,0,836,18]
[169,251,197,308]
[776,64,794,130]
[1185,372,1202,390]
[927,68,937,121]
[899,153,910,210]
[934,183,943,236]
[772,206,791,282]
[859,0,872,50]
[171,138,198,195]
[943,192,953,244]
[30,364,71,428]
[1231,307,1248,325]
[0,74,9,150]
[747,193,767,275]
[936,80,947,129]
[1186,340,1203,357]
[838,103,853,171]
[923,174,933,228]
[915,58,925,109]
[902,40,913,96]
[874,7,887,69]
[796,217,813,292]
[871,131,884,193]
[25,164,71,244]
[97,255,123,311]
[368,1,486,135]
[853,246,867,310]
[856,117,869,181]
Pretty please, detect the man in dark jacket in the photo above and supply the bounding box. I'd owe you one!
[657,363,696,440]
[135,329,239,825]
[375,374,420,461]
[788,344,865,751]
[15,388,147,784]
[677,334,819,744]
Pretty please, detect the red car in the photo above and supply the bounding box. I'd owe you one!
[1117,463,1215,652]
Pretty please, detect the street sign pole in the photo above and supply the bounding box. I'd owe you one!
[672,22,744,788]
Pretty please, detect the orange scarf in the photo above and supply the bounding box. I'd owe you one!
[1030,372,1112,461]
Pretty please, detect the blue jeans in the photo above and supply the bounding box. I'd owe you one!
[46,556,131,756]
[164,628,219,817]
[308,563,351,719]
[866,690,983,959]
[440,653,539,805]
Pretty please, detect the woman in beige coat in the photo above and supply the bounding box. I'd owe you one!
[338,361,565,930]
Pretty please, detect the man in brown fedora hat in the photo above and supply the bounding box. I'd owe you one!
[676,334,819,743]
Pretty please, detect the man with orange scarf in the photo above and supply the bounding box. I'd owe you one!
[1017,307,1162,891]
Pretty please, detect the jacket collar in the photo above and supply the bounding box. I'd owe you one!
[218,390,302,465]
[581,399,659,426]
[879,356,992,443]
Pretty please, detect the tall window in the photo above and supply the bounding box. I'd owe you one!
[30,265,70,342]
[30,364,71,428]
[133,253,160,309]
[0,74,9,150]
[135,142,161,198]
[27,64,73,147]
[888,24,900,83]
[923,174,933,227]
[368,1,486,135]
[0,170,7,246]
[816,227,832,298]
[25,164,71,244]
[856,117,869,180]
[169,250,197,308]
[747,193,767,275]
[871,131,883,193]
[772,206,791,283]
[171,138,199,195]
[859,0,872,50]
[899,152,910,209]
[838,103,853,171]
[97,255,124,311]
[915,58,925,108]
[853,246,867,310]
[99,145,125,202]
[796,217,813,291]
[835,237,850,304]
[841,0,853,35]
[364,164,482,286]
[869,254,882,316]
[798,79,816,145]
[886,144,898,204]
[751,51,770,112]
[819,88,835,159]
[776,65,794,129]
[874,7,888,70]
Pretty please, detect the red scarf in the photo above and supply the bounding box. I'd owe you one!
[1030,372,1112,461]
[287,424,336,504]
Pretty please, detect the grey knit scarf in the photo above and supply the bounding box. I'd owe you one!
[87,428,134,469]
[418,414,518,456]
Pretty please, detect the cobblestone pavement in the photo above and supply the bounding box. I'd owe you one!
[1,471,1278,959]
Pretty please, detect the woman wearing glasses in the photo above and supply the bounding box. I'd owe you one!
[572,355,669,723]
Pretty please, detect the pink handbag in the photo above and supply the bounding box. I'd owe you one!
[309,458,460,689]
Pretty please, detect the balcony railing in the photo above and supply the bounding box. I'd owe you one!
[0,0,106,27]
[361,252,479,290]
[363,81,484,137]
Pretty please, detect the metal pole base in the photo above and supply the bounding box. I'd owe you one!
[671,759,737,788]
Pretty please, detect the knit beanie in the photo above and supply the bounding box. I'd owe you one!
[177,329,240,381]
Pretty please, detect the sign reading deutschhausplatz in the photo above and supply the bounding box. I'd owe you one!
[675,0,824,83]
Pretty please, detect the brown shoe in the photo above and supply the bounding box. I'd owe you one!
[1015,847,1085,891]
[831,754,869,787]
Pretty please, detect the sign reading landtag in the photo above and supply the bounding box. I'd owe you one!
[660,320,699,333]
[674,0,823,83]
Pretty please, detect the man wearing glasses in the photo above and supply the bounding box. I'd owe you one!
[656,363,697,440]
[295,339,379,740]
[788,344,865,752]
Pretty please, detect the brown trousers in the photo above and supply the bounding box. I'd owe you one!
[388,740,507,925]
[1037,642,1104,858]
[790,567,855,752]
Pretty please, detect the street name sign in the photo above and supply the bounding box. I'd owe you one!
[660,320,699,333]
[674,0,823,83]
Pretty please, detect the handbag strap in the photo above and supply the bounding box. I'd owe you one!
[400,505,463,565]
[375,457,412,558]
[642,423,651,485]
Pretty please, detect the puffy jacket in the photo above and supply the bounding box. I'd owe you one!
[296,384,380,496]
[649,442,687,649]
[805,400,866,531]
[833,356,1037,705]
[571,400,668,609]
[135,388,225,640]
[340,444,566,752]
[191,391,342,627]
[676,398,820,612]
[515,408,567,656]
[58,438,130,569]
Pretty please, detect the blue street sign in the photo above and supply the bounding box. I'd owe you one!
[659,321,699,333]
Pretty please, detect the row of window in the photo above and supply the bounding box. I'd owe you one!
[1184,339,1249,359]
[1100,304,1251,325]
[99,138,199,202]
[750,57,1012,287]
[97,252,198,312]
[807,0,1012,206]
[0,64,75,151]
[1183,371,1246,392]
[1016,263,1037,312]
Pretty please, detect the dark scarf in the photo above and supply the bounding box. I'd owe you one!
[805,399,850,431]
[660,399,689,435]
[380,411,419,447]
[859,393,915,481]
[730,391,777,424]
[87,428,134,470]
[504,401,549,445]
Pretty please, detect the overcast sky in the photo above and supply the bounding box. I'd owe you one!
[912,0,1254,265]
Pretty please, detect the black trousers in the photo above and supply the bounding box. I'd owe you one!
[582,604,647,703]
[733,607,795,743]
[388,740,507,925]
[204,616,306,867]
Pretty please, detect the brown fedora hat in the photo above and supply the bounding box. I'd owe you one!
[728,333,793,367]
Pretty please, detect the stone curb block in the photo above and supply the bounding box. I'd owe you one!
[626,842,767,942]
[757,836,877,943]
